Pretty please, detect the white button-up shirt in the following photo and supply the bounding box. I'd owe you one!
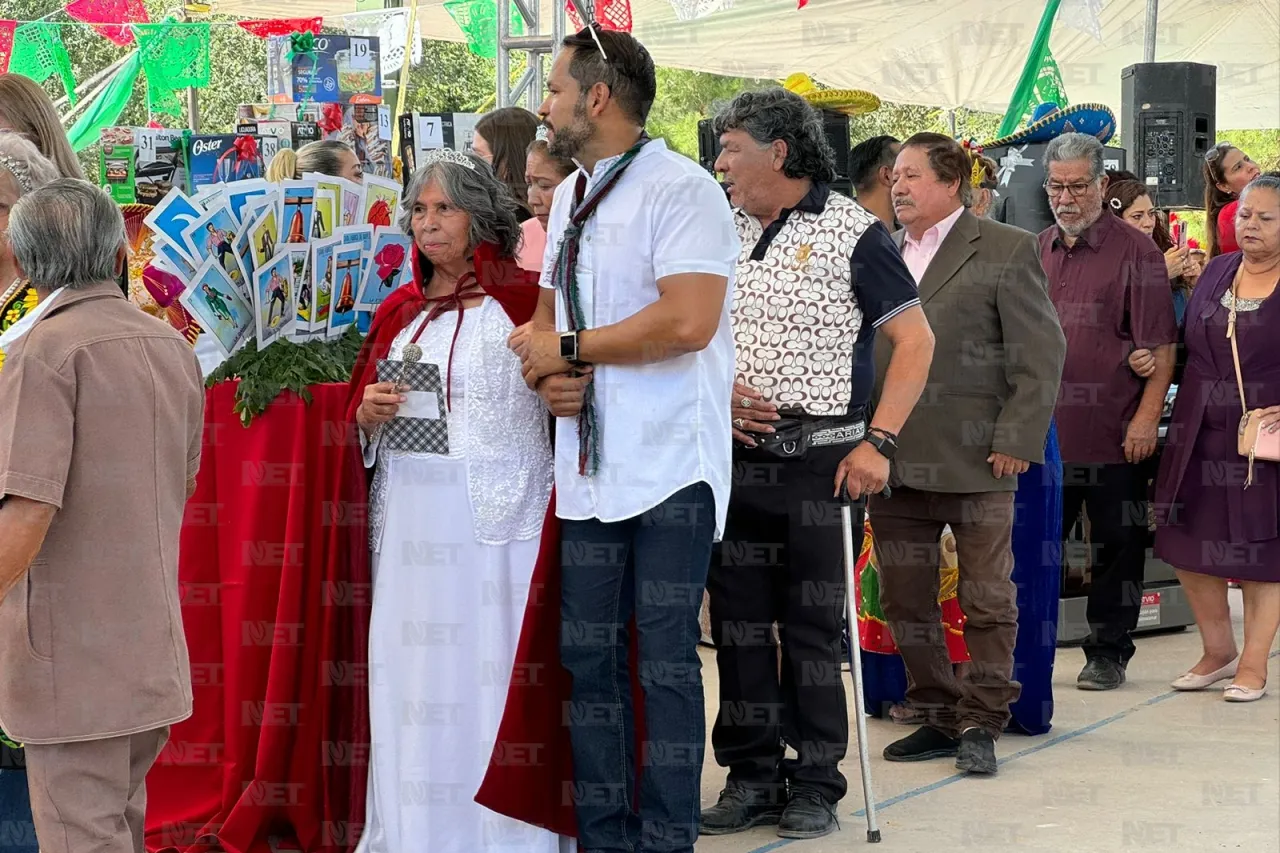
[901,203,965,285]
[540,139,740,538]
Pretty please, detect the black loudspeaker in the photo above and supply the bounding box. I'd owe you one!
[984,141,1127,235]
[697,112,853,198]
[1121,62,1216,209]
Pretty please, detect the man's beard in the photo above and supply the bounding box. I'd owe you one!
[547,100,593,160]
[1052,201,1102,236]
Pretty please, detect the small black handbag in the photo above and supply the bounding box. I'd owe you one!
[751,414,867,460]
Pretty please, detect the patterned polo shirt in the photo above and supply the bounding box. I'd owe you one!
[732,182,920,416]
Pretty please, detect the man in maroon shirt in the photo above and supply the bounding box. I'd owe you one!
[1037,133,1178,691]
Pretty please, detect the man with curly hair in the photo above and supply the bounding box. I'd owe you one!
[703,88,934,839]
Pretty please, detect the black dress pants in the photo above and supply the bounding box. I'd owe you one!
[1062,462,1150,664]
[706,444,849,805]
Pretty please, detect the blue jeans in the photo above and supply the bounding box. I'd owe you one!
[560,482,715,853]
[0,769,38,853]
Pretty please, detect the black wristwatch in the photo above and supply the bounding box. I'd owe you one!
[559,330,580,364]
[865,430,898,460]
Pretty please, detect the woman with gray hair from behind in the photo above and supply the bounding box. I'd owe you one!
[0,131,60,334]
[345,150,564,853]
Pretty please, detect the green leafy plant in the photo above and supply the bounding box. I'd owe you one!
[206,328,364,426]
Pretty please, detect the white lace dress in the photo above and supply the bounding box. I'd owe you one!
[354,297,562,853]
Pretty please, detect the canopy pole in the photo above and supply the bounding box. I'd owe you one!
[946,109,957,137]
[183,6,200,133]
[392,1,418,158]
[497,0,570,109]
[497,0,511,108]
[1143,0,1159,63]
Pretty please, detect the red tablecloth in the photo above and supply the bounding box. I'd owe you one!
[145,381,369,853]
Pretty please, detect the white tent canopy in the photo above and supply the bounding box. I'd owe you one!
[222,0,1280,129]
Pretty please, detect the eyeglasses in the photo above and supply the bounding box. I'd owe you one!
[1205,142,1233,163]
[1043,180,1097,199]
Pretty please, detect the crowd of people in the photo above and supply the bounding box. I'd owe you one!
[0,24,1277,853]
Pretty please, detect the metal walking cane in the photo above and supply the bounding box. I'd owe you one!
[840,483,884,843]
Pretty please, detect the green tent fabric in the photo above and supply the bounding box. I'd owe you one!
[66,48,144,153]
[9,23,77,105]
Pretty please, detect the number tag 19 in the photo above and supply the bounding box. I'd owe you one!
[348,38,372,71]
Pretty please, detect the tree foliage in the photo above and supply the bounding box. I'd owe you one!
[646,67,769,157]
[400,41,495,114]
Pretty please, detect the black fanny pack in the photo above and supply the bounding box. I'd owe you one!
[751,413,867,460]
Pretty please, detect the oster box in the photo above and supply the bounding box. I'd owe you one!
[99,126,187,205]
[184,134,268,192]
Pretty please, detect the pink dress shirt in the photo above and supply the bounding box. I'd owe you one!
[517,217,547,273]
[900,204,966,285]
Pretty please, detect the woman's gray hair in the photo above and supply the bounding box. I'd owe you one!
[1240,173,1280,203]
[1044,132,1106,181]
[397,154,522,259]
[8,178,126,290]
[0,131,59,195]
[712,88,837,183]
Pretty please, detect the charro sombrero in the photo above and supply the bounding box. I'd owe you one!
[984,101,1117,148]
[783,73,881,117]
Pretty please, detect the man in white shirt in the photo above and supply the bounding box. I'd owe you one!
[509,26,739,853]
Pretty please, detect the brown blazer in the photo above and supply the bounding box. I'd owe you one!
[0,282,204,743]
[874,210,1065,493]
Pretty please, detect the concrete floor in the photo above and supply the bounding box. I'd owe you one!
[694,590,1280,853]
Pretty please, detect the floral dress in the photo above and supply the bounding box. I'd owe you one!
[0,284,37,335]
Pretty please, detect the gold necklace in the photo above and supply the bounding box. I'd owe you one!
[0,277,25,309]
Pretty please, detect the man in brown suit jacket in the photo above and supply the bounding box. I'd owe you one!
[871,134,1065,774]
[0,180,204,853]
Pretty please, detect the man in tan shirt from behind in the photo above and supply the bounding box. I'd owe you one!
[0,179,204,853]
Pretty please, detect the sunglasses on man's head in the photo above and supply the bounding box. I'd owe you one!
[581,21,609,60]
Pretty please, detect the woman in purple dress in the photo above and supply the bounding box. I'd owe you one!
[1154,175,1280,703]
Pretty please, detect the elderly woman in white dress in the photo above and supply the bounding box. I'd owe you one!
[346,150,562,853]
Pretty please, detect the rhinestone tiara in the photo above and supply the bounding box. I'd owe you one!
[0,153,34,194]
[420,148,477,170]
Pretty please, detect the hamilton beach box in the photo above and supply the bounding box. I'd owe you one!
[98,126,187,206]
[266,34,383,105]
